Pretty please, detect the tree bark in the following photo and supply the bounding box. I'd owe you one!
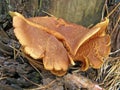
[49,0,105,26]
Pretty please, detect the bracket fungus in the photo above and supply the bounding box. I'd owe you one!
[9,11,111,76]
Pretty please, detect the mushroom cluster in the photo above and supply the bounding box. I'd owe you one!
[10,11,111,76]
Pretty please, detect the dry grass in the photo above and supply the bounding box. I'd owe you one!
[96,57,120,90]
[96,2,120,89]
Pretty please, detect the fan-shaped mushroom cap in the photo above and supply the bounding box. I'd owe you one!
[74,35,110,70]
[10,11,101,56]
[10,11,111,76]
[74,18,111,70]
[13,16,50,59]
[28,16,101,56]
[11,12,70,76]
[43,36,70,73]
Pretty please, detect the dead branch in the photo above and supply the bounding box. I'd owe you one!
[64,74,104,90]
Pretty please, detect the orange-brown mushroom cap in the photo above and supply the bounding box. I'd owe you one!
[10,12,70,76]
[28,16,101,56]
[43,36,70,72]
[75,35,110,69]
[10,11,111,76]
[74,18,111,70]
[13,16,49,59]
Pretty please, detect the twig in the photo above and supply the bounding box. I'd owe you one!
[107,2,120,18]
[0,26,9,38]
[110,16,120,36]
[42,10,56,17]
[22,75,41,87]
[109,48,120,55]
[10,45,44,78]
[101,0,108,20]
[103,64,117,83]
[0,77,7,80]
[24,79,56,90]
[0,72,8,80]
[29,61,44,78]
[64,74,104,90]
[22,51,44,77]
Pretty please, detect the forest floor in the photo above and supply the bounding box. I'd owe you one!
[0,1,120,90]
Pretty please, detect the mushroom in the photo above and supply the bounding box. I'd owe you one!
[28,16,101,56]
[9,11,111,76]
[74,35,111,70]
[10,12,70,76]
[74,18,111,70]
